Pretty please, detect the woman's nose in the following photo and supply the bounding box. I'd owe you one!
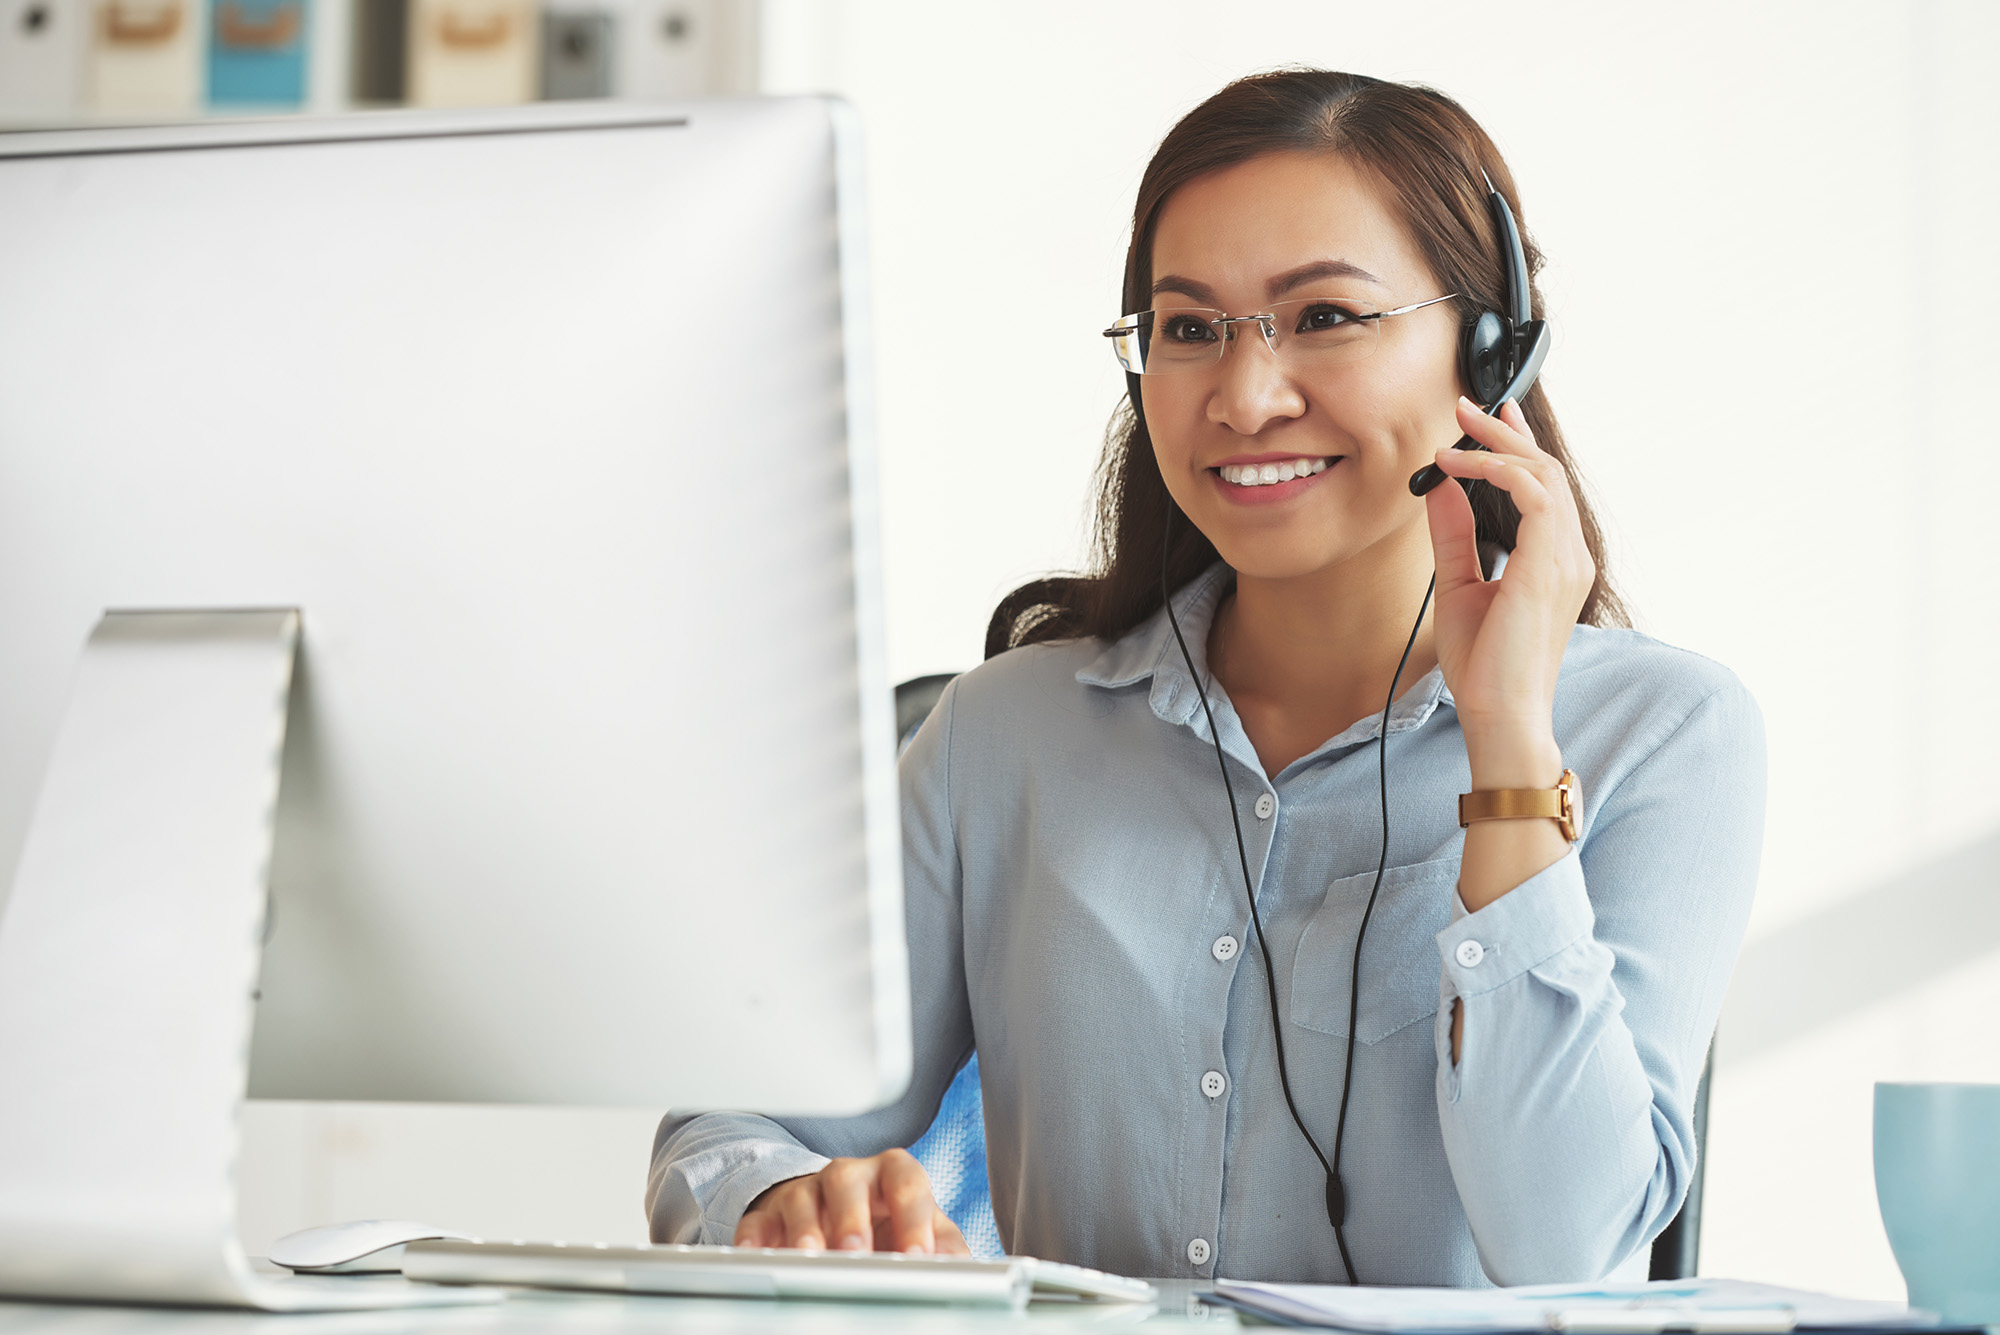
[1207,327,1306,434]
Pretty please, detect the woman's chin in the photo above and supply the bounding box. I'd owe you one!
[1195,510,1427,586]
[1203,538,1360,585]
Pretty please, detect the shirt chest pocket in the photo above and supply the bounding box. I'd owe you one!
[1288,856,1459,1044]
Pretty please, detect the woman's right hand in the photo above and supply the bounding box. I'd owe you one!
[732,1148,971,1255]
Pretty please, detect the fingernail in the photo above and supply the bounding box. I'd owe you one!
[839,1234,865,1251]
[798,1234,822,1250]
[1457,395,1478,411]
[905,1244,929,1255]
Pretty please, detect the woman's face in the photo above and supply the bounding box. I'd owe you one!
[1142,151,1464,582]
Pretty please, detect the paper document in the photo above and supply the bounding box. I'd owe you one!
[1205,1278,1943,1333]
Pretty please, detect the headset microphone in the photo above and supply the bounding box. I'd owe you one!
[1409,174,1550,497]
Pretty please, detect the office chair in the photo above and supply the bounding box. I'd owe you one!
[1648,1044,1714,1279]
[895,674,958,753]
[891,673,1711,1278]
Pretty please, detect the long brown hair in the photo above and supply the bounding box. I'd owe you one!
[986,69,1627,660]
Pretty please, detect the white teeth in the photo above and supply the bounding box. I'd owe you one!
[1219,458,1332,487]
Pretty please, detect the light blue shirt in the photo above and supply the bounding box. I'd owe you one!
[648,562,1766,1286]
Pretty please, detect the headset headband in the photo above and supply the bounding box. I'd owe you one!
[1482,170,1532,332]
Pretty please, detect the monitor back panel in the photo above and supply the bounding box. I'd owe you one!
[0,102,907,1114]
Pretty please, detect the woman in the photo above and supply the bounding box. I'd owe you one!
[648,69,1763,1287]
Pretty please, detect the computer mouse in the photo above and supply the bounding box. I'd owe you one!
[267,1219,472,1273]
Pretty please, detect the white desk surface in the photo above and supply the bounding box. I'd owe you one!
[0,1283,1234,1333]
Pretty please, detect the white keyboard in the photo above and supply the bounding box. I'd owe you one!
[399,1239,1156,1312]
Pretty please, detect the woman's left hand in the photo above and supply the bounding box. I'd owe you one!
[1421,396,1594,789]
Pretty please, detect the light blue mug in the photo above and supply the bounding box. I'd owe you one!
[1874,1082,2000,1326]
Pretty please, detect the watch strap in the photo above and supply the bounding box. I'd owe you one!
[1458,769,1581,842]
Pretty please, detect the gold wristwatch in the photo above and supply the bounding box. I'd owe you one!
[1458,768,1581,843]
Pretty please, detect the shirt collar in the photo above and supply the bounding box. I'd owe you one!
[1076,561,1455,767]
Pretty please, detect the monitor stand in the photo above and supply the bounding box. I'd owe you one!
[0,610,498,1312]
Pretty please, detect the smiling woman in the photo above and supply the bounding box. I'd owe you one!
[992,73,1625,658]
[648,69,1766,1291]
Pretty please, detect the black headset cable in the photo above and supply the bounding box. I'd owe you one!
[1160,508,1433,1285]
[1328,571,1434,1279]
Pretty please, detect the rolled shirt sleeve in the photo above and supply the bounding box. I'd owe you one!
[646,678,978,1245]
[647,1114,833,1246]
[1432,681,1766,1284]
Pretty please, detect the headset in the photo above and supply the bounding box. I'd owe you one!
[1148,169,1546,1284]
[1410,171,1551,496]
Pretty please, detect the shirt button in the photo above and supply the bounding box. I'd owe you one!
[1211,935,1239,962]
[1200,1070,1226,1099]
[1253,793,1276,820]
[1455,939,1486,968]
[1186,1237,1211,1267]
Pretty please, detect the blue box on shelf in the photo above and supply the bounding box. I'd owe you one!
[207,0,306,106]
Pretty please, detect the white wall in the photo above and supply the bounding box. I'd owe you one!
[239,0,2000,1293]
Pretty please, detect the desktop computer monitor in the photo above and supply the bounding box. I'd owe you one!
[0,103,906,1139]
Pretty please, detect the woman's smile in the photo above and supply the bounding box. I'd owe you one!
[1209,453,1340,504]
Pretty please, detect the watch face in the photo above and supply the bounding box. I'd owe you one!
[1559,768,1581,842]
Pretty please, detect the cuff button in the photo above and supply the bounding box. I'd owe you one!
[1454,939,1485,968]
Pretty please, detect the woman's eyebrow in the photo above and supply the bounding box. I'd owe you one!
[1149,274,1220,305]
[1150,260,1387,308]
[1268,259,1385,297]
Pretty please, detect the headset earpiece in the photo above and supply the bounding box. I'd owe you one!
[1410,177,1548,497]
[1459,309,1515,410]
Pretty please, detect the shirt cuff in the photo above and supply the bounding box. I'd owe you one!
[702,1143,832,1245]
[1435,847,1595,998]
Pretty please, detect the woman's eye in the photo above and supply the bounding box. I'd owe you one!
[1295,303,1361,333]
[1161,314,1218,344]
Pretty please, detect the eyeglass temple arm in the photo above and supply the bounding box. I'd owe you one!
[1372,293,1458,320]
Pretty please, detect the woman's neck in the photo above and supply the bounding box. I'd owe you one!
[1207,522,1440,778]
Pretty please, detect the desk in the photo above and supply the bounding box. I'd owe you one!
[0,1283,1232,1333]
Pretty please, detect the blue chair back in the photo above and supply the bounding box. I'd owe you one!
[907,1054,1002,1258]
